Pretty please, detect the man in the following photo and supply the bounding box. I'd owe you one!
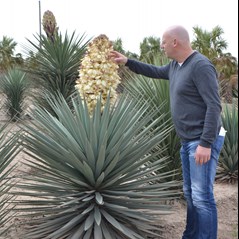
[110,25,225,239]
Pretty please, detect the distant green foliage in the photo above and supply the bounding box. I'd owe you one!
[0,36,24,72]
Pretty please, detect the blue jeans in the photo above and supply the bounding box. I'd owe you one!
[180,135,225,239]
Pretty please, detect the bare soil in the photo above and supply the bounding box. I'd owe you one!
[160,182,238,239]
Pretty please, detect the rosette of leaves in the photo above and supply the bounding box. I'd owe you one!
[24,31,90,116]
[42,10,58,42]
[15,92,180,239]
[0,68,29,121]
[75,34,121,113]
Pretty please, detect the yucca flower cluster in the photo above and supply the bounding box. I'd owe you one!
[75,34,121,113]
[42,10,58,42]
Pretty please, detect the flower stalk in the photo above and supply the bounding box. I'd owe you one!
[75,34,121,113]
[42,10,58,42]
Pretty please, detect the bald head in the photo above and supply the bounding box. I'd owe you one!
[161,25,194,62]
[164,25,190,43]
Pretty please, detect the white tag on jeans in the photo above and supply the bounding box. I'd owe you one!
[219,127,227,136]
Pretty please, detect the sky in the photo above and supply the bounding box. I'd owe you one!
[0,0,238,59]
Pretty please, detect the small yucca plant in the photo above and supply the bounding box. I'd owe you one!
[0,68,29,121]
[75,34,121,113]
[216,103,238,183]
[0,124,20,236]
[15,92,181,239]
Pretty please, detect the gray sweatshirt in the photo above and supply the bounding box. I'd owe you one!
[125,51,222,148]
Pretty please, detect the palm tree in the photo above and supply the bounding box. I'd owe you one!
[191,25,228,60]
[0,36,24,72]
[216,53,238,102]
[192,25,238,103]
[139,36,164,62]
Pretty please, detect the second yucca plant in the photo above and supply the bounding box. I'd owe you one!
[24,31,90,116]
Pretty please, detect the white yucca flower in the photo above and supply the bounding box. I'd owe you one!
[75,34,121,113]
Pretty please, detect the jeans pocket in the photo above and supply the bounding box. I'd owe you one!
[213,135,225,152]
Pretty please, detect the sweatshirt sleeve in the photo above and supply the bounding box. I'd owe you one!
[193,62,222,148]
[126,59,170,80]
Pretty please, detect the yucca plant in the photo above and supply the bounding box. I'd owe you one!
[14,92,181,239]
[0,68,29,121]
[122,54,182,182]
[216,103,238,183]
[24,31,91,114]
[0,123,20,236]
